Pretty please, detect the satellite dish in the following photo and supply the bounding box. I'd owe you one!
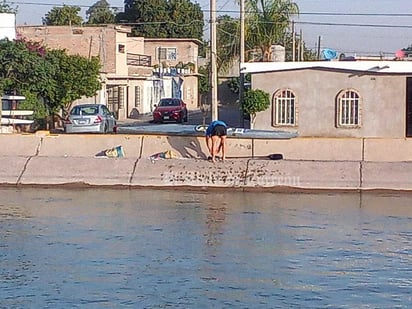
[321,49,338,60]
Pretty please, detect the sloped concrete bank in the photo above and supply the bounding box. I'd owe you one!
[1,133,412,191]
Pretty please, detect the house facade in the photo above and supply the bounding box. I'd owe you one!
[143,38,201,109]
[242,61,412,138]
[16,25,201,120]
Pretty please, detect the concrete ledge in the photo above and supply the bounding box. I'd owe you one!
[131,159,361,190]
[254,138,363,161]
[1,155,412,191]
[132,158,247,187]
[19,157,136,186]
[2,133,412,191]
[38,134,143,158]
[140,135,253,159]
[364,139,412,162]
[140,135,207,159]
[246,160,361,190]
[0,135,41,156]
[0,156,29,185]
[362,162,412,190]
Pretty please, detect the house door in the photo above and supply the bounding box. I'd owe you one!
[107,85,125,119]
[406,78,412,137]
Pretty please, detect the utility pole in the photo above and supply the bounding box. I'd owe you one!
[239,0,245,127]
[317,35,322,60]
[292,20,295,62]
[300,29,304,61]
[210,0,218,121]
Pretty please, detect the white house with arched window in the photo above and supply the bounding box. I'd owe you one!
[242,61,412,138]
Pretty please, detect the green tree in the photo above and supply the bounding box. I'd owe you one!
[227,74,251,94]
[0,0,17,13]
[198,65,210,96]
[246,0,299,62]
[0,39,102,128]
[217,0,304,65]
[216,15,240,73]
[166,0,203,39]
[197,64,210,124]
[116,0,204,40]
[86,0,116,24]
[18,91,49,125]
[43,5,83,26]
[45,49,102,113]
[116,0,168,38]
[241,88,270,128]
[0,38,57,128]
[0,39,55,98]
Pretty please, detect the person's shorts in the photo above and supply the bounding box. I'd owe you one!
[211,125,227,137]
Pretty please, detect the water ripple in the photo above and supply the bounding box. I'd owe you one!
[0,188,411,308]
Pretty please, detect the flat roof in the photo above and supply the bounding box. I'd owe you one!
[144,38,203,46]
[240,61,412,74]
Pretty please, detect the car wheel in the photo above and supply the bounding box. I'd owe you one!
[178,113,184,124]
[184,112,188,122]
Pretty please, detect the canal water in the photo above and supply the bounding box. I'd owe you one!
[0,188,411,308]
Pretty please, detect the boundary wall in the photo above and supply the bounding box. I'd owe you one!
[1,133,412,191]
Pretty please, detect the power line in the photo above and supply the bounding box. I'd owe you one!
[12,1,411,31]
[6,19,412,31]
[113,19,412,31]
[291,21,412,29]
[8,1,412,54]
[10,1,124,10]
[10,1,412,18]
[299,12,412,17]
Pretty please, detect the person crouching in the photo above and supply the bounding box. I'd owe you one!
[205,120,227,162]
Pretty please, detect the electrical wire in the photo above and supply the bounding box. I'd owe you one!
[6,1,412,54]
[9,1,412,18]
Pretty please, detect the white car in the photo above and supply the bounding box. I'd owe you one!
[64,104,116,133]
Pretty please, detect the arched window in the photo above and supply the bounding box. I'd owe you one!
[336,89,361,127]
[272,89,297,126]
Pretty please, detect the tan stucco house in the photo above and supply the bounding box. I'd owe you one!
[242,61,412,138]
[142,38,201,110]
[17,24,202,120]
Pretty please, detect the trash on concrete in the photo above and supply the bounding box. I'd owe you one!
[95,145,125,158]
[150,150,178,162]
[268,153,283,160]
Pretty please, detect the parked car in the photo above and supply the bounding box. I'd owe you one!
[64,104,116,133]
[153,98,188,123]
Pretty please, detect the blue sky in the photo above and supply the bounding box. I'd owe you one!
[14,0,412,57]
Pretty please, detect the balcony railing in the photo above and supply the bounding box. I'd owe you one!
[127,53,152,67]
[153,67,195,76]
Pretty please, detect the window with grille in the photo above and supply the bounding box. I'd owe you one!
[186,88,192,101]
[336,89,361,127]
[157,47,177,61]
[135,86,141,108]
[273,89,296,126]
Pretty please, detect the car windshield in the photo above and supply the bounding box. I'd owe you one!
[70,106,99,116]
[159,99,179,107]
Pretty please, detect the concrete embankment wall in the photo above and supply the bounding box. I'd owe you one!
[1,133,412,191]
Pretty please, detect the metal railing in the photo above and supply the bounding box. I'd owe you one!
[127,53,152,67]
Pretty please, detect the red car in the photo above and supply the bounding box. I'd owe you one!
[153,98,188,123]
